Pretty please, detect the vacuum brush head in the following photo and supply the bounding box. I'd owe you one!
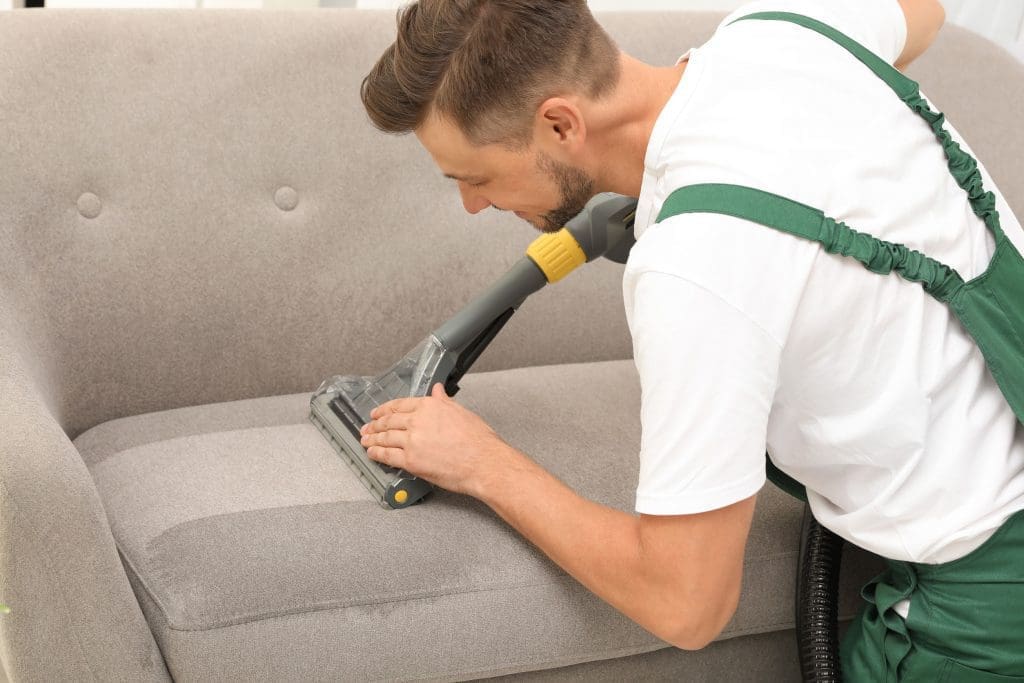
[310,389,430,509]
[310,336,449,509]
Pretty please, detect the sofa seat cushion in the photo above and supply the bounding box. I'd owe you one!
[79,359,814,682]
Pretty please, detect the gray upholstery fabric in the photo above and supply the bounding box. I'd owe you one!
[81,361,882,681]
[0,328,168,683]
[0,8,652,440]
[493,629,803,682]
[0,6,1019,681]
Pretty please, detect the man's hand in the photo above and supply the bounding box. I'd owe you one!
[360,382,509,496]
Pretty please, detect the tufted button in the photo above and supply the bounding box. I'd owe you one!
[274,186,299,212]
[77,192,102,219]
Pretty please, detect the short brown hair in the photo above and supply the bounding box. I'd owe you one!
[361,0,621,147]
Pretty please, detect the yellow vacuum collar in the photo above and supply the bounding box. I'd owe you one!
[525,228,587,283]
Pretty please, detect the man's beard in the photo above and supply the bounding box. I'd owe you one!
[534,152,595,233]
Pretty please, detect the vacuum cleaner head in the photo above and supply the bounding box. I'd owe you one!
[310,335,450,509]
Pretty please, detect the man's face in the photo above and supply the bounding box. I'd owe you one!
[415,114,594,233]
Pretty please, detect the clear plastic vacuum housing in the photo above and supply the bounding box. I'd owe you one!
[313,335,449,426]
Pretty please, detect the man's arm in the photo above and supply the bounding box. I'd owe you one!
[895,0,946,70]
[360,383,758,650]
[476,447,758,650]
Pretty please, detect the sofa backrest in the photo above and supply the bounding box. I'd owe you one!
[0,10,1021,437]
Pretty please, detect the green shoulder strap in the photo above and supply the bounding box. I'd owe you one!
[656,12,1024,501]
[659,183,966,301]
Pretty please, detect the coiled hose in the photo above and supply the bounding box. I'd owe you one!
[796,503,845,682]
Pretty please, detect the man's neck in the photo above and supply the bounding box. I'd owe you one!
[583,53,687,198]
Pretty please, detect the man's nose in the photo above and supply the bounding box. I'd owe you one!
[458,182,491,214]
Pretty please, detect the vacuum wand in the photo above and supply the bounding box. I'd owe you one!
[310,193,638,509]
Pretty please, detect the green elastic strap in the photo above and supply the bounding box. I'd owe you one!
[657,184,965,302]
[730,11,1006,245]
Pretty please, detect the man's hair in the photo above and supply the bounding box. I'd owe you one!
[360,0,621,148]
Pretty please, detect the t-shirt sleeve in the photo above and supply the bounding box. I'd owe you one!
[628,269,778,515]
[722,0,909,66]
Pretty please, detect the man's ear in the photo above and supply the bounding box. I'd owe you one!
[533,97,586,154]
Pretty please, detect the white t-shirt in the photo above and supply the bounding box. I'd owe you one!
[623,0,1024,564]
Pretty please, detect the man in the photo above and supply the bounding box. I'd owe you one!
[358,1,1024,678]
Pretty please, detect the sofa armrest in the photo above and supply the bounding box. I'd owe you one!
[0,331,169,682]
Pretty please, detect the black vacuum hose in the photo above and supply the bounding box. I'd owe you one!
[796,503,845,682]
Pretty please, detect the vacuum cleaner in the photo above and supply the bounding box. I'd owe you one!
[309,192,638,510]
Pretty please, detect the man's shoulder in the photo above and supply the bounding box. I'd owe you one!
[624,206,819,346]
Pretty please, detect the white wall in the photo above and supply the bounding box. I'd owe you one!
[46,0,193,6]
[45,0,267,6]
[944,0,1024,60]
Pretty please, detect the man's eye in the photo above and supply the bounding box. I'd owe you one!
[469,180,487,188]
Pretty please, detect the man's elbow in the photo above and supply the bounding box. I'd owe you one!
[895,0,947,70]
[667,627,719,652]
[923,0,946,46]
[660,588,741,651]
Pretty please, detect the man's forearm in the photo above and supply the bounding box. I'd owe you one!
[470,443,725,650]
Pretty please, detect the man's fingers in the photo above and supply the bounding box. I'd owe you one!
[360,428,409,449]
[366,445,407,470]
[366,386,448,421]
[361,411,411,434]
[370,397,420,419]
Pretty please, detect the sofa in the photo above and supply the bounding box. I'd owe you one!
[1,7,1021,682]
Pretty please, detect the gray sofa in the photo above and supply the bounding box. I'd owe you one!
[1,8,1022,682]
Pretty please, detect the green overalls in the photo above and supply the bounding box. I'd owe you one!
[655,12,1024,682]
